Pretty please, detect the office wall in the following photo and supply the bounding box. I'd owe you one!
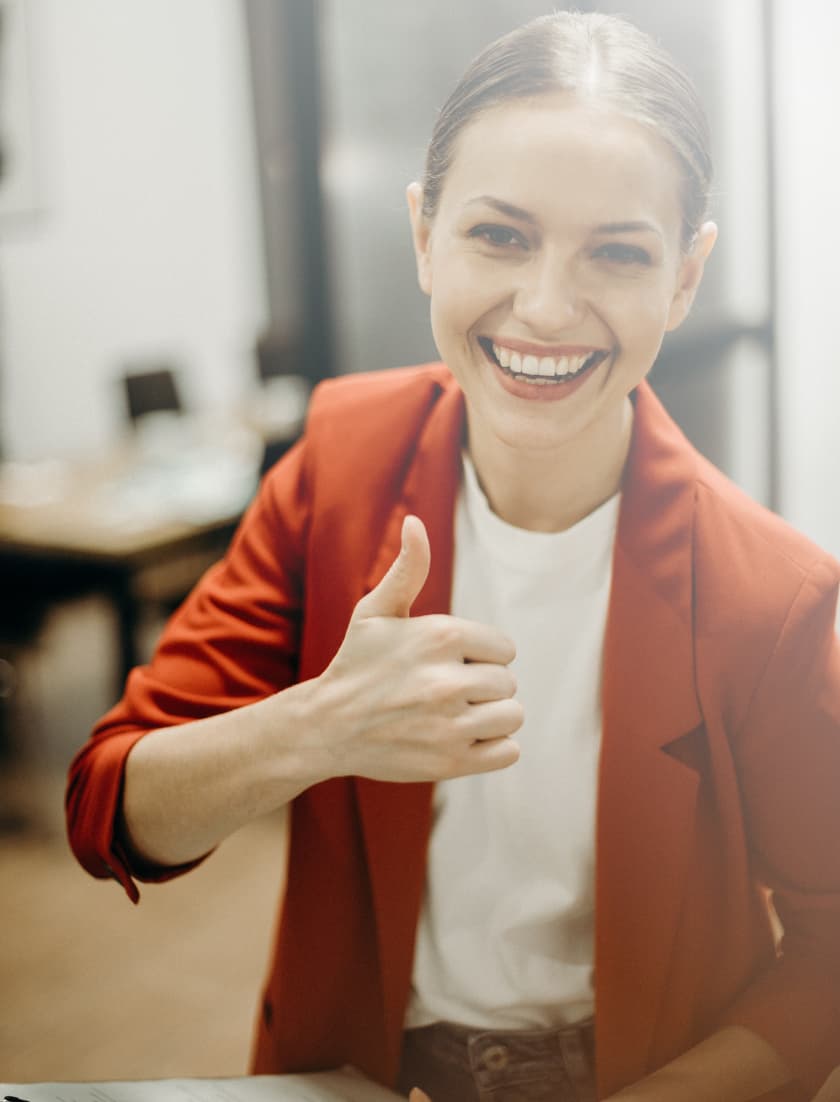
[0,0,267,461]
[3,1,839,561]
[773,1,840,556]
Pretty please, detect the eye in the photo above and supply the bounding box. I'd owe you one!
[468,223,528,250]
[593,242,652,266]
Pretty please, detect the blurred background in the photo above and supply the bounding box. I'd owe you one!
[1,0,839,1085]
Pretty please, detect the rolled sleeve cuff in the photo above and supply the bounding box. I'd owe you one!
[65,728,209,903]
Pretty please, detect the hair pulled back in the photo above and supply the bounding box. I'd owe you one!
[421,11,712,249]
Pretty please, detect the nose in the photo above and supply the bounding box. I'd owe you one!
[512,248,587,333]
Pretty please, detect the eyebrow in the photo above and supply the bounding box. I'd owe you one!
[464,197,663,239]
[595,220,662,238]
[465,196,538,224]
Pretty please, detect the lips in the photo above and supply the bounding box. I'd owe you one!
[479,337,609,383]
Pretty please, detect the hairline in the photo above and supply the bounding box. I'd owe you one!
[421,88,700,250]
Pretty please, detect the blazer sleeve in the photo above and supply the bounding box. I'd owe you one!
[65,437,312,902]
[718,558,840,1090]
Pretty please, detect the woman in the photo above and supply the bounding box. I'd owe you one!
[66,11,840,1102]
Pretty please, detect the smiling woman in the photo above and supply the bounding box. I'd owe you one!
[65,11,840,1102]
[406,93,715,531]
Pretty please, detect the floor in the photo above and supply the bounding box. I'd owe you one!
[0,598,287,1084]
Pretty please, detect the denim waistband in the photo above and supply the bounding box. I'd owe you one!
[396,1017,596,1102]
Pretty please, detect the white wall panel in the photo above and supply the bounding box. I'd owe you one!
[773,0,840,555]
[0,0,267,461]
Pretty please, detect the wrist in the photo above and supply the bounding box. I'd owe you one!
[252,675,342,798]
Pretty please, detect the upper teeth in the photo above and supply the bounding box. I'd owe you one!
[493,344,594,378]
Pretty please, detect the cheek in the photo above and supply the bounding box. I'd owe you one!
[428,261,495,337]
[429,301,476,370]
[427,285,463,359]
[605,283,676,348]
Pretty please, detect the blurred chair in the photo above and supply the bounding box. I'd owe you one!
[119,363,230,627]
[255,329,300,384]
[121,366,184,425]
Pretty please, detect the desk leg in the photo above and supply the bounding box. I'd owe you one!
[107,573,140,697]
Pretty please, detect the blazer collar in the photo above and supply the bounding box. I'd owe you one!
[357,372,704,1089]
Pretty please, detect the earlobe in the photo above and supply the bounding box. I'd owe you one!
[406,181,433,296]
[665,220,718,332]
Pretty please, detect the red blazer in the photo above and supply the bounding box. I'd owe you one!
[66,364,840,1099]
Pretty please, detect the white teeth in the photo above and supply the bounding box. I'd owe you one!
[490,342,602,381]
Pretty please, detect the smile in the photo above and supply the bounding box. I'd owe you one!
[479,338,609,384]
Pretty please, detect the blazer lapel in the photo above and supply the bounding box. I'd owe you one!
[355,376,466,1079]
[595,383,705,1097]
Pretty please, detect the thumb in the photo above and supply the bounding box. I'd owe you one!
[409,1090,432,1102]
[354,514,431,620]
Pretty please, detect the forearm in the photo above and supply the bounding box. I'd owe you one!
[119,518,523,868]
[120,677,328,867]
[606,1026,791,1102]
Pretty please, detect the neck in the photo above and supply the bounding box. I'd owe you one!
[465,398,634,532]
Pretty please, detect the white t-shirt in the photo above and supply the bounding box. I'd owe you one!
[405,454,619,1029]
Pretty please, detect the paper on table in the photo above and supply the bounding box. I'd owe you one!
[0,1068,404,1102]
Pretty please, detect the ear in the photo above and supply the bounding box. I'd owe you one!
[406,181,433,296]
[665,221,718,332]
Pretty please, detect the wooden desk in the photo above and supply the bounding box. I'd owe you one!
[0,427,263,696]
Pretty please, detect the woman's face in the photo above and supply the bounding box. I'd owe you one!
[408,95,716,457]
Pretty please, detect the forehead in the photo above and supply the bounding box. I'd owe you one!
[438,95,684,234]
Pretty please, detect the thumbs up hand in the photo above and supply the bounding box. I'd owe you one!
[307,515,522,785]
[352,513,432,621]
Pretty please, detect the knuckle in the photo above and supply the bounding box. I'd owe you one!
[420,666,459,707]
[453,709,480,738]
[425,615,461,651]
